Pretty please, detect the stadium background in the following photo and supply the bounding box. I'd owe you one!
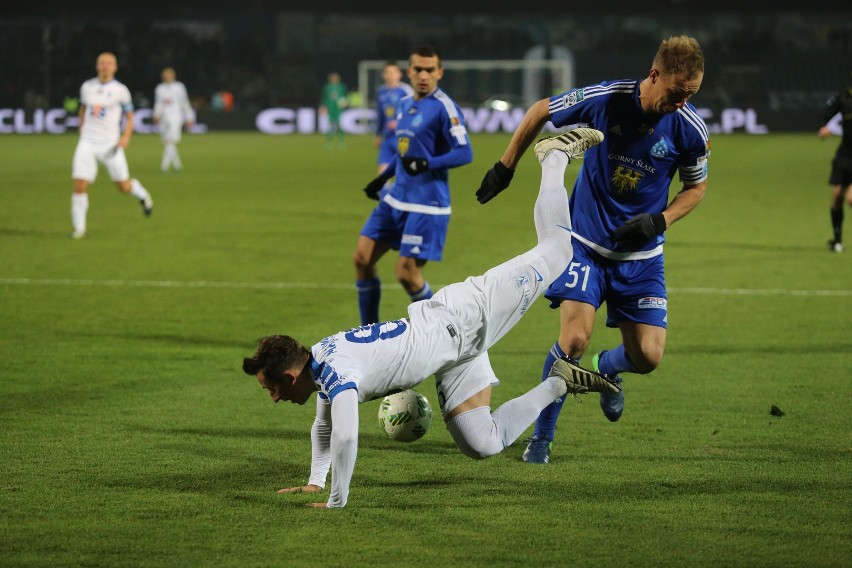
[2,0,850,133]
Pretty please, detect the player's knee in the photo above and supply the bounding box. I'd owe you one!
[447,411,502,460]
[115,180,131,193]
[629,345,664,374]
[558,332,590,357]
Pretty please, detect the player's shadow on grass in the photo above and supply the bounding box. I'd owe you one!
[135,424,307,440]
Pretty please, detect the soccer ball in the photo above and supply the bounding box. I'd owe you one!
[377,390,432,442]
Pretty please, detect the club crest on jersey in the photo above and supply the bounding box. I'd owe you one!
[515,274,530,287]
[638,297,667,310]
[561,88,585,108]
[397,137,410,156]
[650,138,669,158]
[412,115,423,127]
[611,166,644,194]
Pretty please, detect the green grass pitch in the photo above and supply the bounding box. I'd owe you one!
[0,131,850,567]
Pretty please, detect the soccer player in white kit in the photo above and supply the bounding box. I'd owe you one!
[242,129,617,508]
[70,52,153,239]
[153,67,195,172]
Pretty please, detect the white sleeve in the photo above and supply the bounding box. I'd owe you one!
[326,388,359,508]
[180,83,196,123]
[306,395,332,488]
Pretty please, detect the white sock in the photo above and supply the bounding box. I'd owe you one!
[171,145,182,170]
[128,178,150,201]
[160,146,171,171]
[447,377,566,459]
[71,193,88,232]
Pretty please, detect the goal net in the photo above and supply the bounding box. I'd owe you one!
[357,57,575,111]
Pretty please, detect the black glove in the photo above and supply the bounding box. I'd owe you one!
[363,176,386,201]
[401,157,429,175]
[612,213,666,250]
[475,161,515,204]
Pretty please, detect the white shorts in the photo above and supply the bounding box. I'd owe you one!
[424,247,553,416]
[71,139,129,183]
[158,116,182,144]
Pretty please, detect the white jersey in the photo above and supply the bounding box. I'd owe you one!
[153,81,195,123]
[79,78,133,145]
[310,306,461,404]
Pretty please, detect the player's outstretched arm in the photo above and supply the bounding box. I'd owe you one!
[476,99,550,204]
[325,389,360,508]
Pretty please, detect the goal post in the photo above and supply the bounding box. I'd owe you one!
[357,57,574,111]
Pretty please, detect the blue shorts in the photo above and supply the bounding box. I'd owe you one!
[544,241,668,329]
[360,200,449,261]
[377,137,396,165]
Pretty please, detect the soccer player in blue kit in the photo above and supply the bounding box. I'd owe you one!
[475,35,710,464]
[354,46,473,326]
[374,61,414,175]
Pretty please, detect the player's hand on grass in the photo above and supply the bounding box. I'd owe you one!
[277,484,322,494]
[363,177,386,201]
[612,213,666,250]
[401,156,429,175]
[476,161,514,204]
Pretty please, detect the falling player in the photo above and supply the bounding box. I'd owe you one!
[70,52,153,239]
[242,129,616,508]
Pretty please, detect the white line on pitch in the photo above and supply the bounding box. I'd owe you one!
[0,278,850,297]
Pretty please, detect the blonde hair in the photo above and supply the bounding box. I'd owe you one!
[653,36,704,78]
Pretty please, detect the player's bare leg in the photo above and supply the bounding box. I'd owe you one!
[115,178,153,216]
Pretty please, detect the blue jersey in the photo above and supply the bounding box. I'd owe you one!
[385,88,473,213]
[376,83,414,138]
[549,79,710,258]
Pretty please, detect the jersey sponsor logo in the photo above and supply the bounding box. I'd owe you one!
[650,138,669,158]
[562,88,585,108]
[401,234,423,245]
[638,297,667,310]
[397,136,410,156]
[611,166,644,194]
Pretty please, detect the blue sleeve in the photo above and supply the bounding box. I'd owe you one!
[429,105,473,169]
[548,87,595,129]
[429,143,473,169]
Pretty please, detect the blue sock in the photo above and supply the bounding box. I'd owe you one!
[356,278,381,325]
[532,342,570,441]
[409,281,433,302]
[598,344,639,376]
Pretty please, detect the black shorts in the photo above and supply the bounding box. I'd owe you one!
[829,154,852,187]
